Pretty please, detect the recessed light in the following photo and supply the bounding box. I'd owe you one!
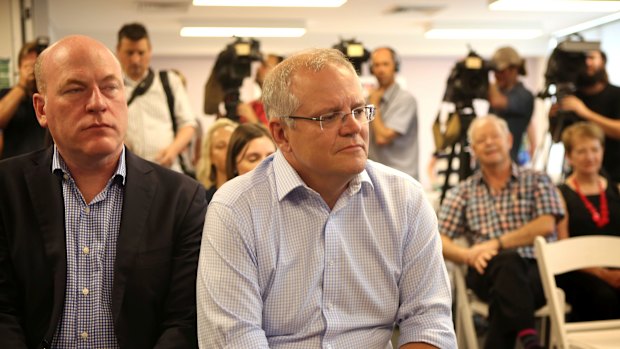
[489,0,620,12]
[193,0,346,7]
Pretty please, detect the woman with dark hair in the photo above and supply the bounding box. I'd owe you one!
[226,123,276,180]
[557,121,620,322]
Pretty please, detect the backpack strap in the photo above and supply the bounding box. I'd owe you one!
[159,70,195,178]
[127,68,155,106]
[159,70,177,133]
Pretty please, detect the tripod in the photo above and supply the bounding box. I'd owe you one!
[437,101,477,205]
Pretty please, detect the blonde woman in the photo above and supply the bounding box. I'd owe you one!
[196,118,238,202]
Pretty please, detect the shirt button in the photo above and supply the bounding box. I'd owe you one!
[83,246,90,255]
[328,260,334,266]
[82,287,89,296]
[326,345,332,349]
[63,174,69,181]
[80,331,88,340]
[84,207,90,214]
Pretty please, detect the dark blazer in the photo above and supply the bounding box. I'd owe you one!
[0,148,207,349]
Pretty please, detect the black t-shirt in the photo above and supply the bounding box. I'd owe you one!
[0,88,46,160]
[577,84,620,182]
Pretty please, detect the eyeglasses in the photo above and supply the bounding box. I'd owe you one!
[284,104,376,131]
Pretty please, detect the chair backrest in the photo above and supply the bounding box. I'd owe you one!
[534,235,620,348]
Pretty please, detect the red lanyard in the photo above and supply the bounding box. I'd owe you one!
[572,178,609,228]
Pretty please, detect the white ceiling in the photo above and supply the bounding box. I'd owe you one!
[46,0,617,58]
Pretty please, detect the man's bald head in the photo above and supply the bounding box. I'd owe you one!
[35,35,121,94]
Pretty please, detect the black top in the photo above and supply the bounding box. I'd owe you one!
[577,84,620,183]
[205,184,217,204]
[558,182,620,237]
[0,88,47,159]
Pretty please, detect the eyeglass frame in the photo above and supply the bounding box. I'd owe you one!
[283,104,376,131]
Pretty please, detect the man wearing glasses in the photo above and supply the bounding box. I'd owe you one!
[197,48,456,349]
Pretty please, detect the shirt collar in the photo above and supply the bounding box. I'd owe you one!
[123,68,151,87]
[52,145,127,185]
[474,162,519,185]
[272,150,372,202]
[381,82,399,104]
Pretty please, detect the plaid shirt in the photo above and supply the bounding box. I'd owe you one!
[437,165,564,258]
[51,146,125,348]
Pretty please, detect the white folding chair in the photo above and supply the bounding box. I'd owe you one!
[535,235,620,349]
[453,264,555,349]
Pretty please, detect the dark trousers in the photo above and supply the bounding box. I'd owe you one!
[557,270,620,322]
[466,251,546,349]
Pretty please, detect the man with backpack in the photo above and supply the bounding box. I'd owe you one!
[117,22,197,175]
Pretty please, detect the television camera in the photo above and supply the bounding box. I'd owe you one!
[332,38,370,76]
[539,34,600,142]
[213,37,262,121]
[34,36,49,55]
[435,47,494,203]
[443,47,494,109]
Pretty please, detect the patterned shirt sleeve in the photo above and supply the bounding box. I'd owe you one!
[533,172,565,219]
[437,185,467,239]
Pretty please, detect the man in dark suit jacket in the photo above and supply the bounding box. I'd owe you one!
[0,35,207,348]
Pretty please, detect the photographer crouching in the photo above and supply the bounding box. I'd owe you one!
[488,46,535,164]
[553,49,620,182]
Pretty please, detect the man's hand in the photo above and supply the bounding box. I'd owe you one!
[465,239,500,274]
[368,88,384,106]
[17,61,36,92]
[155,145,179,168]
[237,102,259,124]
[559,95,591,118]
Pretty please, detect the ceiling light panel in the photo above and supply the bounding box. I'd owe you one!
[180,26,306,37]
[489,0,620,12]
[425,28,543,39]
[193,0,347,7]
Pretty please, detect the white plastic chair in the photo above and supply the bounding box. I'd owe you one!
[535,235,620,349]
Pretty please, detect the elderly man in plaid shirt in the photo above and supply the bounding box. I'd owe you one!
[438,114,564,349]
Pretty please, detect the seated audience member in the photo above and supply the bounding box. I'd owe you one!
[197,48,456,348]
[438,114,564,349]
[0,35,206,349]
[225,123,275,180]
[196,118,238,203]
[556,122,620,321]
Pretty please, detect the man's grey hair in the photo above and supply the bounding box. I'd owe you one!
[467,114,511,144]
[261,48,357,126]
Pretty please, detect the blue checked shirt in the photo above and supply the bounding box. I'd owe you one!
[437,165,564,258]
[197,151,456,349]
[50,146,125,348]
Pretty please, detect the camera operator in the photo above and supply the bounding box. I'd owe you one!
[236,53,283,125]
[0,40,48,159]
[368,47,419,180]
[555,49,620,182]
[488,46,535,164]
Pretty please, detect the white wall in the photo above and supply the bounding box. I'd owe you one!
[0,0,27,85]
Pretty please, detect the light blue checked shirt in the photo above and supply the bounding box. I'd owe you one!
[51,146,125,349]
[197,151,456,349]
